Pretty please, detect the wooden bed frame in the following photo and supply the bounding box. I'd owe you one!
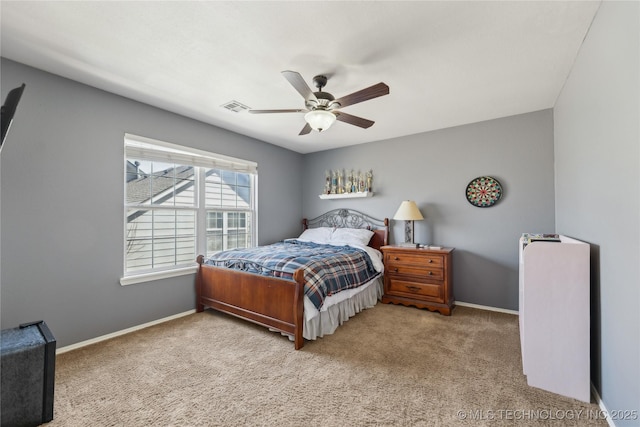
[196,209,389,350]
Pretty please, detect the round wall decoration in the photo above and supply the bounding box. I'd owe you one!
[465,176,503,207]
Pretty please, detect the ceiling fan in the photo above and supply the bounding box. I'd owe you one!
[249,71,389,135]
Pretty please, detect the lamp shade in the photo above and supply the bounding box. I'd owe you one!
[393,200,424,221]
[305,110,336,132]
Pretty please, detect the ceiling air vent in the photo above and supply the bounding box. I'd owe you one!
[221,100,250,113]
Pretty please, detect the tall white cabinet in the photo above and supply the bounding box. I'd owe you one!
[518,235,590,402]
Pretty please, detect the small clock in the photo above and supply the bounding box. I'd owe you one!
[466,176,503,207]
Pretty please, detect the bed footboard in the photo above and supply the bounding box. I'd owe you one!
[196,255,306,349]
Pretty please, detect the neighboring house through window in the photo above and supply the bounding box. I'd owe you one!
[122,134,257,284]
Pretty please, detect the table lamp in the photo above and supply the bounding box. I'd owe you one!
[393,200,424,247]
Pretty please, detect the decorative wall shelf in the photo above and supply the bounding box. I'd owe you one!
[318,191,374,200]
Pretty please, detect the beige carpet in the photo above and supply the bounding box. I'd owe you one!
[49,304,607,426]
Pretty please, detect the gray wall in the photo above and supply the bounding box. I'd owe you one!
[0,58,303,347]
[303,110,556,311]
[554,1,639,422]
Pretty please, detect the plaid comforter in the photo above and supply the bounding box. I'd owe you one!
[204,240,380,310]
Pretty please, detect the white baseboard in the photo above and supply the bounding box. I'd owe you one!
[591,383,616,427]
[56,309,196,354]
[57,303,516,353]
[455,301,519,315]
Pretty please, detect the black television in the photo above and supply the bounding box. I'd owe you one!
[1,83,26,148]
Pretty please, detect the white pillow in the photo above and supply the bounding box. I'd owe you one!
[330,228,374,246]
[297,227,334,244]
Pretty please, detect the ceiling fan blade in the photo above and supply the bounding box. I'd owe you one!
[333,82,389,108]
[282,70,318,102]
[248,109,305,114]
[334,111,375,129]
[299,123,312,135]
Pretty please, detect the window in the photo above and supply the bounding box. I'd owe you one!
[204,167,253,253]
[123,134,257,283]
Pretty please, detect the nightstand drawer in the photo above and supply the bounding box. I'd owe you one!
[385,253,443,268]
[387,278,444,303]
[386,265,444,280]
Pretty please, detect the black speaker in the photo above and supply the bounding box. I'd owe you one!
[1,320,56,426]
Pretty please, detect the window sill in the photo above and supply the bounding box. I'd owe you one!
[120,264,199,286]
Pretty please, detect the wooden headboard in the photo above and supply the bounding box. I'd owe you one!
[302,208,389,251]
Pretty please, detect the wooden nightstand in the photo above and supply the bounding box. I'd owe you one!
[380,245,454,315]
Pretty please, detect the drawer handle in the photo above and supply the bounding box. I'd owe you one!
[428,271,433,276]
[393,268,399,273]
[393,256,399,260]
[428,259,433,263]
[406,285,421,292]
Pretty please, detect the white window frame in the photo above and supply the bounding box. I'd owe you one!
[121,134,258,286]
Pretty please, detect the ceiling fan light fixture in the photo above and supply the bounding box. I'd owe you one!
[304,109,336,132]
[252,71,389,136]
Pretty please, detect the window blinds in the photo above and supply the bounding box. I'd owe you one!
[125,133,257,174]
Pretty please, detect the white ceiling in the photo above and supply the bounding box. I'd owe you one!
[1,1,600,154]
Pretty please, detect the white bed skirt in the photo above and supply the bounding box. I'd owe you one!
[301,276,384,341]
